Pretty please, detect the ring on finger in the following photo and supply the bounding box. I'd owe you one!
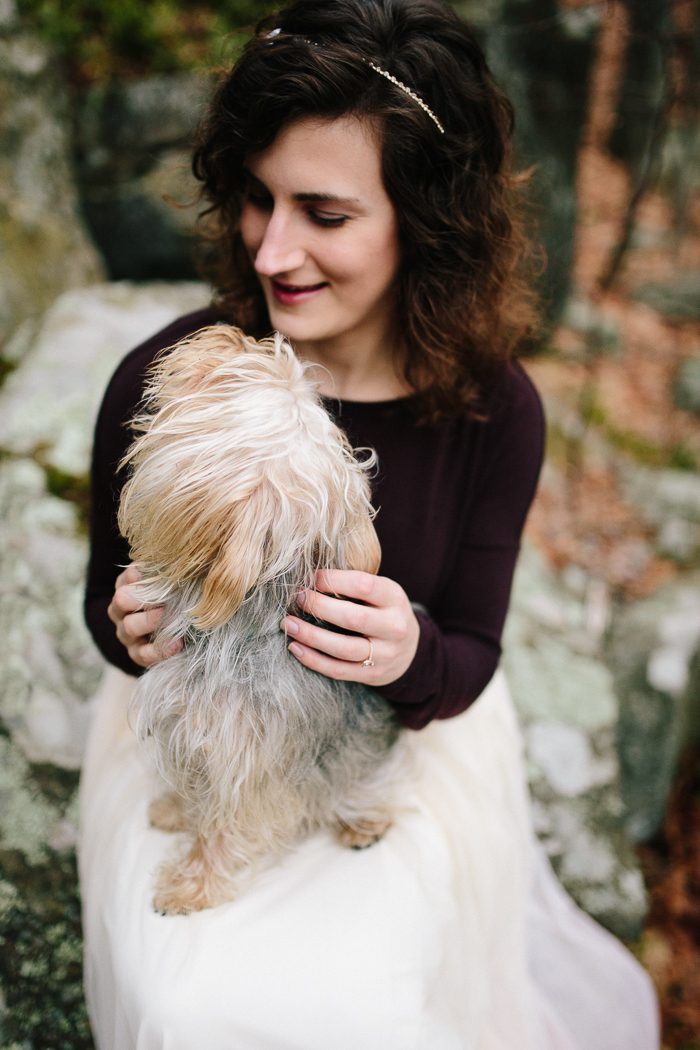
[361,638,375,667]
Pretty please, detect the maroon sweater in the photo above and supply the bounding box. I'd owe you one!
[85,307,544,730]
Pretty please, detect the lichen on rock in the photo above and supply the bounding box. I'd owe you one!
[504,542,648,938]
[0,20,104,343]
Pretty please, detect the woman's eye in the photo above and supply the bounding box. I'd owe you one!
[309,211,348,228]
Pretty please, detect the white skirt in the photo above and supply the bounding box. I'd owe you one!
[79,666,659,1050]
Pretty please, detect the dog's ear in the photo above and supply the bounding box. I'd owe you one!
[341,519,381,576]
[189,486,275,630]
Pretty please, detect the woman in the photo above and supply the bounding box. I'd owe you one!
[80,1,659,1047]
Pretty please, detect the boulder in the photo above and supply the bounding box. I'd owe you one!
[674,353,700,416]
[0,16,104,343]
[607,580,700,843]
[503,542,648,939]
[633,274,700,322]
[0,281,211,769]
[0,280,212,476]
[75,74,213,281]
[617,460,700,563]
[0,457,102,769]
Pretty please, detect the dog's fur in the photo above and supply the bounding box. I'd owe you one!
[118,325,403,914]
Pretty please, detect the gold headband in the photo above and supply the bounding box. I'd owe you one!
[265,28,445,135]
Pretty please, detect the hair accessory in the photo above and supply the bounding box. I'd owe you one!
[263,28,445,135]
[367,62,445,134]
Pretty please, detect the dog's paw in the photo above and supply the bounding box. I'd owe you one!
[149,793,189,833]
[153,889,191,916]
[152,874,228,915]
[152,843,238,914]
[335,820,392,851]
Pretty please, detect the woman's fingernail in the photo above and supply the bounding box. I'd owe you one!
[296,590,307,607]
[288,642,303,658]
[281,618,299,636]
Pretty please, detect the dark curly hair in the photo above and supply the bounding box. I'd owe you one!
[193,0,539,420]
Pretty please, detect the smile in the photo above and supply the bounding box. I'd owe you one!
[271,279,329,305]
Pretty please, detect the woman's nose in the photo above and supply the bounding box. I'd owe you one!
[253,211,307,277]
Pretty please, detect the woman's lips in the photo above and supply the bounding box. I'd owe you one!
[270,279,329,305]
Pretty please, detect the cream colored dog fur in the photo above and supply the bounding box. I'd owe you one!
[119,325,403,915]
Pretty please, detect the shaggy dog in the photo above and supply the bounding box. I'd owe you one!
[118,325,403,915]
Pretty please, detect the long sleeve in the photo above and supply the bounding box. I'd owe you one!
[372,363,545,729]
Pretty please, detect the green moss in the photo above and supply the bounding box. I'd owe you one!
[41,465,91,533]
[0,357,17,391]
[28,767,80,813]
[0,850,93,1050]
[16,0,277,84]
[567,397,699,472]
[604,426,669,468]
[669,442,698,473]
[580,394,606,429]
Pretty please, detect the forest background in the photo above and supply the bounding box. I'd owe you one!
[1,0,700,1047]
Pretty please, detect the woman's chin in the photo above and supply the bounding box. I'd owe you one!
[266,307,340,346]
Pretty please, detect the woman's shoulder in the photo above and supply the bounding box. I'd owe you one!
[482,359,544,431]
[469,359,545,482]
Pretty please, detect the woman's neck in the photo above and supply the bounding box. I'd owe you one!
[292,328,412,403]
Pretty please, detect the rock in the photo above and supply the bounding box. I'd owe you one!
[526,722,617,796]
[503,542,647,938]
[0,0,17,31]
[478,0,598,322]
[0,734,73,864]
[75,75,213,281]
[0,25,104,343]
[0,280,211,767]
[0,280,212,476]
[0,457,103,768]
[674,353,700,415]
[617,460,700,562]
[633,274,700,321]
[607,580,700,843]
[562,296,619,353]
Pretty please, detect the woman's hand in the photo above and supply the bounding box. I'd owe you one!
[107,564,182,668]
[280,570,420,686]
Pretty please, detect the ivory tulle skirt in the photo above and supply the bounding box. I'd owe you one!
[79,666,660,1050]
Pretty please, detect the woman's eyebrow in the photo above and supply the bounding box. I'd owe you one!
[242,169,361,206]
[294,192,361,205]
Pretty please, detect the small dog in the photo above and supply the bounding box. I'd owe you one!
[118,325,403,915]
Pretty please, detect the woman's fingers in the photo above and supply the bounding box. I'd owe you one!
[119,607,164,641]
[286,640,378,683]
[296,589,381,637]
[129,641,160,667]
[109,578,149,618]
[297,585,408,643]
[315,569,391,606]
[281,616,373,664]
[284,570,420,687]
[108,562,181,668]
[114,563,143,589]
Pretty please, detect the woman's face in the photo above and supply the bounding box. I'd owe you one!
[240,116,401,353]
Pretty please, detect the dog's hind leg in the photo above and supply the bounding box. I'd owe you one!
[334,816,393,850]
[332,748,406,850]
[333,789,395,851]
[152,829,241,915]
[149,792,190,833]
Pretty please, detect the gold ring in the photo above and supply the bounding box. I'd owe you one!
[361,638,375,667]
